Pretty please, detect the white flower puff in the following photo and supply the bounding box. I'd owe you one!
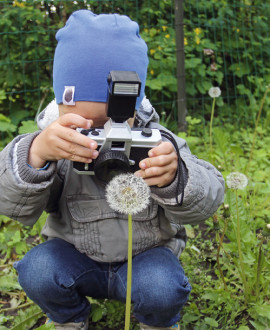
[105,173,150,215]
[208,86,221,98]
[226,172,248,190]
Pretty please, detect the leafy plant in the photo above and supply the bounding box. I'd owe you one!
[178,88,270,329]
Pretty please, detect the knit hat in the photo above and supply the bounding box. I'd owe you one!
[53,10,148,109]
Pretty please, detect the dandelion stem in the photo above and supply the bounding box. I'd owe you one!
[209,97,216,161]
[216,219,228,290]
[0,301,34,313]
[235,189,248,303]
[246,86,270,174]
[255,237,264,300]
[125,213,133,330]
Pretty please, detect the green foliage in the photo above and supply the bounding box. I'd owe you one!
[88,299,139,329]
[10,305,43,330]
[0,212,48,329]
[183,0,270,124]
[0,2,54,120]
[178,89,270,329]
[18,120,38,134]
[0,115,16,133]
[0,114,17,148]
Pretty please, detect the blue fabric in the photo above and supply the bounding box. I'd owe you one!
[53,10,148,109]
[14,238,191,327]
[27,161,51,171]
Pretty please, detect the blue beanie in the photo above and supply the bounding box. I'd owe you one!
[53,10,148,109]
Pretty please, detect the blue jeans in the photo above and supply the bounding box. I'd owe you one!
[14,238,191,327]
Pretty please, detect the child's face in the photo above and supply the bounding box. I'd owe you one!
[59,101,135,127]
[59,101,109,127]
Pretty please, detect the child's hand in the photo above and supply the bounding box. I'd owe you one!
[134,142,178,187]
[28,113,98,168]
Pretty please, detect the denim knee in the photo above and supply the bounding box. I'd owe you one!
[14,239,77,299]
[14,239,94,324]
[15,249,54,298]
[130,251,191,327]
[133,270,191,314]
[130,248,191,311]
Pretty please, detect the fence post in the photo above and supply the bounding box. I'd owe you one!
[174,0,187,131]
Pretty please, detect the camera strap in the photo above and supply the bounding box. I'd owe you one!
[159,130,185,206]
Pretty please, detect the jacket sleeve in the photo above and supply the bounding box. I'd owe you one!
[0,133,58,226]
[150,128,225,225]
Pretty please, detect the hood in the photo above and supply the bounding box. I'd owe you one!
[37,97,159,130]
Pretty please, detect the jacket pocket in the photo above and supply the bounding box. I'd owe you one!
[67,195,116,222]
[67,194,161,261]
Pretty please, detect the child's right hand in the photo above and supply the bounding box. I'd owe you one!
[28,113,99,169]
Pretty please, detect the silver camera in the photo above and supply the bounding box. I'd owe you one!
[73,71,162,182]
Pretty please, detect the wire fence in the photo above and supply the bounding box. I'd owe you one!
[0,0,269,133]
[184,0,270,127]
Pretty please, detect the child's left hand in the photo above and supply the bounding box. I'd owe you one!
[134,142,178,187]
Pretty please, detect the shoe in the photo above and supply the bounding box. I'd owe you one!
[46,318,88,330]
[140,322,180,330]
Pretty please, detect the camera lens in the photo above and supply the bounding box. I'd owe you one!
[94,150,130,182]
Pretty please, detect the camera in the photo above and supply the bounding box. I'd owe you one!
[73,71,162,182]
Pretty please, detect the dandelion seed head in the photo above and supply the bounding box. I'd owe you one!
[50,5,57,13]
[226,172,248,190]
[209,86,221,98]
[105,173,150,215]
[266,224,270,230]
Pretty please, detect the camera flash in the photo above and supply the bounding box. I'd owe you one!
[113,83,140,96]
[106,71,142,122]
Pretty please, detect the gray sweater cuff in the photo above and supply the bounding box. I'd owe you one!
[150,160,188,204]
[16,132,57,184]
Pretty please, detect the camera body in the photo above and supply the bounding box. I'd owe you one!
[73,71,162,182]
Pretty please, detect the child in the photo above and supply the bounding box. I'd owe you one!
[0,10,224,330]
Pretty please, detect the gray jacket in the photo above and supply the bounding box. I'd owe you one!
[0,98,225,262]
